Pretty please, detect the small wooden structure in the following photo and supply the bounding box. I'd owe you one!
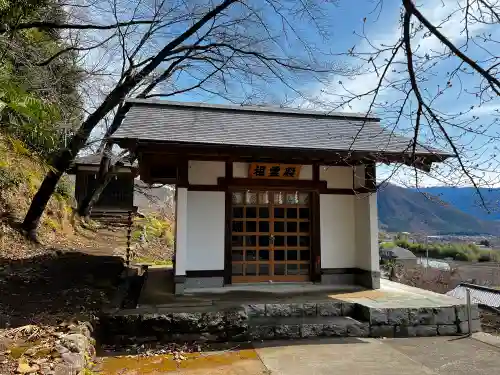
[68,154,138,216]
[110,99,452,294]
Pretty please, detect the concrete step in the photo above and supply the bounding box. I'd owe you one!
[248,316,369,340]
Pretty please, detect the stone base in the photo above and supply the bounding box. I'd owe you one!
[185,277,224,289]
[100,295,481,345]
[356,270,380,289]
[320,268,380,289]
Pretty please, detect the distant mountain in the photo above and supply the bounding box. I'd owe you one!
[412,187,500,222]
[377,184,500,235]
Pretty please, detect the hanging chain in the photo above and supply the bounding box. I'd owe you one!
[126,211,133,267]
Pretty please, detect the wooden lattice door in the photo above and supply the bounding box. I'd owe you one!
[230,190,311,283]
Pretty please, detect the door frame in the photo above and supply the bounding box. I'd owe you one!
[223,176,322,285]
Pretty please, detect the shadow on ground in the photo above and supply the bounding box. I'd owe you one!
[0,252,124,328]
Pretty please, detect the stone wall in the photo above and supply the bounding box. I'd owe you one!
[358,304,481,337]
[99,301,482,346]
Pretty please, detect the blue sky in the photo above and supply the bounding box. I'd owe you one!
[81,0,500,188]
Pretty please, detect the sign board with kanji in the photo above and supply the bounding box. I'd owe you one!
[248,163,302,179]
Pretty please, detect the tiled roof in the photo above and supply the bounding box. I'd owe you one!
[74,153,136,167]
[110,99,450,157]
[447,283,500,308]
[74,154,104,165]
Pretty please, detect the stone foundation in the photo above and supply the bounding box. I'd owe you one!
[99,300,481,345]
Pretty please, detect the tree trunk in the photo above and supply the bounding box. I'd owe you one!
[77,150,114,217]
[78,172,114,217]
[22,154,68,239]
[21,0,238,236]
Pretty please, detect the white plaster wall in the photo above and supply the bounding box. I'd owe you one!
[353,165,365,188]
[354,193,379,271]
[188,161,225,185]
[298,165,312,180]
[186,191,225,271]
[233,162,312,180]
[320,194,356,268]
[175,187,188,276]
[320,166,353,189]
[233,162,248,178]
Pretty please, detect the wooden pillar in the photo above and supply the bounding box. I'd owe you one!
[310,163,322,283]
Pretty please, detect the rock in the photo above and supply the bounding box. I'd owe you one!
[60,333,90,354]
[289,304,305,317]
[245,304,266,318]
[317,302,342,317]
[301,324,323,338]
[249,325,274,340]
[434,307,456,325]
[303,303,317,316]
[68,323,92,338]
[347,323,370,337]
[408,308,436,325]
[274,325,300,339]
[370,325,394,338]
[342,303,355,316]
[60,352,85,372]
[407,325,437,337]
[359,307,388,324]
[322,323,347,337]
[387,309,409,325]
[266,304,292,317]
[437,325,458,336]
[458,320,481,334]
[455,305,480,322]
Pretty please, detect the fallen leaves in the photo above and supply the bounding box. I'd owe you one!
[16,358,39,374]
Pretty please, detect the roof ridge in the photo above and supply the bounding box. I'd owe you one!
[125,98,381,121]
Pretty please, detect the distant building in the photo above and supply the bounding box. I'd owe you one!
[380,246,418,269]
[68,154,138,216]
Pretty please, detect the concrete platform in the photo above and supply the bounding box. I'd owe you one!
[136,268,471,311]
[100,276,481,344]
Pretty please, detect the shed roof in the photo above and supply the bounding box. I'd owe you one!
[381,246,417,260]
[446,283,500,309]
[70,153,137,172]
[110,99,452,168]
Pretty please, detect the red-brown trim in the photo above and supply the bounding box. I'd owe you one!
[178,158,189,187]
[224,189,232,285]
[323,188,355,195]
[312,163,320,182]
[219,177,325,190]
[187,185,223,191]
[310,190,321,282]
[224,160,234,285]
[365,162,377,191]
[225,160,233,181]
[185,177,376,194]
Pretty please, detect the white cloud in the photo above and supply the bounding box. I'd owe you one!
[468,103,500,116]
[312,0,493,114]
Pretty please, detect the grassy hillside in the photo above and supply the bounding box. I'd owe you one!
[0,134,79,257]
[377,183,500,235]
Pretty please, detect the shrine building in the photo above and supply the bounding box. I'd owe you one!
[110,99,451,294]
